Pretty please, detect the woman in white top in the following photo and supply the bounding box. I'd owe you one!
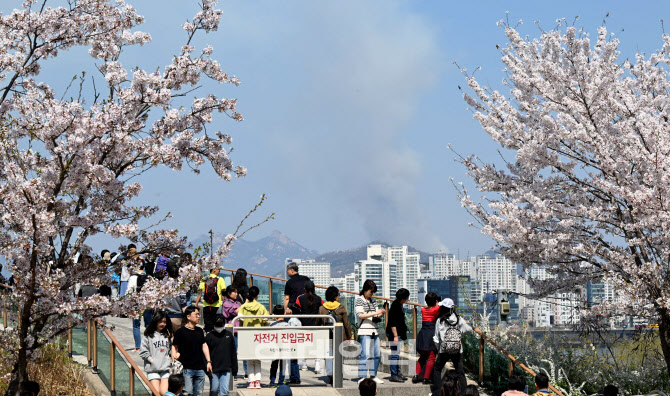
[355,279,386,384]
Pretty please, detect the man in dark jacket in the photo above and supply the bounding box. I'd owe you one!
[205,315,237,396]
[283,262,310,384]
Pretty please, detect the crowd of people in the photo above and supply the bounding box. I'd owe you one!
[18,244,620,396]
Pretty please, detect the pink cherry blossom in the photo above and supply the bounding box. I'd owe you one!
[459,21,670,374]
[0,0,247,393]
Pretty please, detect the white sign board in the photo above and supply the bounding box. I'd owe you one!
[236,326,331,360]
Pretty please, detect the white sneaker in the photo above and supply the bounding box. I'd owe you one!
[372,377,384,384]
[300,366,308,371]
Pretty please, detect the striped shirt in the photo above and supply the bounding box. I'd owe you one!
[355,296,379,336]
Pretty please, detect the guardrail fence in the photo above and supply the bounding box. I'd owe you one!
[2,268,567,396]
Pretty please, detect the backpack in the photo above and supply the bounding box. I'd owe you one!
[154,256,170,277]
[203,277,220,304]
[325,307,339,324]
[440,317,462,354]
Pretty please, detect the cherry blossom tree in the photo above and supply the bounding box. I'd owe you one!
[457,19,670,375]
[0,0,247,393]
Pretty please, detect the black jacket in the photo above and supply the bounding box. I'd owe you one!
[296,293,323,326]
[205,329,238,374]
[386,300,408,340]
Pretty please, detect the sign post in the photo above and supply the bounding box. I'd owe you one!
[333,322,343,388]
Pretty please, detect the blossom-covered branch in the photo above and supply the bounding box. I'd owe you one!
[0,1,249,394]
[458,19,670,374]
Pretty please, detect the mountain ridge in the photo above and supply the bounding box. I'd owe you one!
[192,231,434,278]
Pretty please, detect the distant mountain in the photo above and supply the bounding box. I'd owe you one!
[191,230,318,277]
[192,231,435,279]
[315,241,433,278]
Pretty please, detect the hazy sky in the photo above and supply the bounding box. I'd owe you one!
[5,0,670,258]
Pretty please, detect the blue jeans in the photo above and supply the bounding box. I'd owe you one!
[132,310,153,349]
[387,333,401,377]
[183,369,207,396]
[210,370,231,396]
[325,344,334,376]
[289,359,301,382]
[132,318,141,349]
[270,360,285,385]
[358,334,380,378]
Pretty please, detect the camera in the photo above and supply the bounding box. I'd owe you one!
[372,317,382,323]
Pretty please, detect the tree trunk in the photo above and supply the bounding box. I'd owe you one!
[4,301,31,396]
[658,307,670,377]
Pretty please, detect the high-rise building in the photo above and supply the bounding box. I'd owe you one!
[472,252,519,299]
[417,276,480,319]
[430,253,477,279]
[525,265,557,327]
[376,245,421,303]
[354,258,397,300]
[344,273,358,293]
[329,277,346,292]
[430,253,459,278]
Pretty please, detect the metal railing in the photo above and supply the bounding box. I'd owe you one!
[0,283,159,396]
[2,268,567,396]
[221,267,566,396]
[66,319,161,396]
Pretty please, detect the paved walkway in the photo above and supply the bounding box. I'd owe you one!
[95,316,481,396]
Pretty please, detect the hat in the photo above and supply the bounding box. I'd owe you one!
[286,262,299,272]
[275,384,293,396]
[439,298,455,308]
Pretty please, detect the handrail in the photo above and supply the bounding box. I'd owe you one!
[1,282,159,394]
[472,327,564,396]
[220,266,566,396]
[97,319,161,396]
[230,314,337,327]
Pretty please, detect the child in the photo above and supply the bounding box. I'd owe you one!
[238,286,268,389]
[296,280,324,374]
[139,310,173,395]
[413,292,440,384]
[164,373,184,396]
[317,286,353,385]
[205,315,238,396]
[268,305,301,387]
[502,374,529,396]
[218,285,242,324]
[386,288,410,382]
[430,298,472,396]
[359,377,377,396]
[440,372,461,396]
